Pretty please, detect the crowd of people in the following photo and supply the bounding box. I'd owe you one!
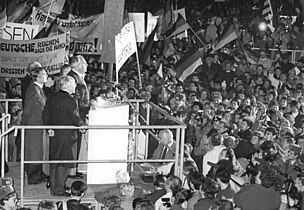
[2,0,304,209]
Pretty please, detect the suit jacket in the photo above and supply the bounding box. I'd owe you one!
[43,90,85,168]
[58,199,89,210]
[21,82,46,161]
[152,141,176,160]
[67,69,90,120]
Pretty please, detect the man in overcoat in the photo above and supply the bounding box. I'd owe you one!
[43,76,85,196]
[21,67,48,185]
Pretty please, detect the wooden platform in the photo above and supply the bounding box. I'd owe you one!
[7,162,153,210]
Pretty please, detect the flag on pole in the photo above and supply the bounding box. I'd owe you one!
[165,14,190,37]
[0,0,7,29]
[211,25,237,53]
[141,20,159,65]
[38,0,66,14]
[174,48,203,81]
[262,0,274,31]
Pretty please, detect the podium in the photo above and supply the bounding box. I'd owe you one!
[87,103,129,184]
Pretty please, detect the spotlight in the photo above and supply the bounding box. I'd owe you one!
[259,22,267,31]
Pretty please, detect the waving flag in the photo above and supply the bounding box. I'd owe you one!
[174,48,203,81]
[165,14,190,38]
[211,24,237,53]
[262,0,275,31]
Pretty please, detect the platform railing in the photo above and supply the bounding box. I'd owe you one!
[0,100,187,206]
[0,114,11,162]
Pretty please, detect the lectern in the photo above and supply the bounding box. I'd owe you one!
[87,103,129,184]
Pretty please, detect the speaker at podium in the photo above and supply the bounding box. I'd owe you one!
[87,102,129,184]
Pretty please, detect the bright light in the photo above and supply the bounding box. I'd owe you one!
[259,22,267,31]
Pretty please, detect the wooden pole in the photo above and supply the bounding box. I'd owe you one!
[43,0,56,28]
[135,49,142,89]
[189,27,206,48]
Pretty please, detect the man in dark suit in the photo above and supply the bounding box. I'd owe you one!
[21,67,48,185]
[151,129,176,175]
[67,55,90,178]
[21,62,42,107]
[43,76,85,196]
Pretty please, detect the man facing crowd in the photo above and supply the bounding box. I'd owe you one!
[68,55,90,179]
[43,76,85,196]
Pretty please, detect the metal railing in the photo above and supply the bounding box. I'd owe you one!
[0,99,22,114]
[0,100,186,206]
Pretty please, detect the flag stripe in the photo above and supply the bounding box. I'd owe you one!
[179,57,202,81]
[141,20,159,65]
[175,49,202,80]
[262,0,273,26]
[166,14,190,37]
[212,25,237,53]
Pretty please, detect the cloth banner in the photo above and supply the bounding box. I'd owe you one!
[33,9,103,54]
[0,33,66,78]
[0,22,39,40]
[128,13,145,42]
[115,21,137,71]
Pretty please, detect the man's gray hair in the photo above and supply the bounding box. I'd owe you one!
[60,75,75,90]
[69,55,87,68]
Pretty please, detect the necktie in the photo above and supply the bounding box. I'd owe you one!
[161,147,168,159]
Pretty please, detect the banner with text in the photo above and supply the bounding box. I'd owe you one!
[0,34,66,78]
[0,22,39,40]
[115,21,137,71]
[33,9,103,54]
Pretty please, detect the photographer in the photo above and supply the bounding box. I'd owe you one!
[191,112,213,172]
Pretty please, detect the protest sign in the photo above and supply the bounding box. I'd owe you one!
[115,21,137,71]
[33,9,103,54]
[0,33,66,78]
[0,22,39,40]
[128,13,145,42]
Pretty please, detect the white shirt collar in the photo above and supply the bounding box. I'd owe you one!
[33,81,43,89]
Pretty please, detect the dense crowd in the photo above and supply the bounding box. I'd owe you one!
[2,0,304,209]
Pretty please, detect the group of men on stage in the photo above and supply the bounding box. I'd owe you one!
[21,55,90,197]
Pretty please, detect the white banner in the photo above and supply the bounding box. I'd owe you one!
[0,22,39,40]
[128,13,145,42]
[115,21,137,72]
[0,34,66,77]
[33,9,104,54]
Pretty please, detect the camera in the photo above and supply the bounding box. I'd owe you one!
[161,198,171,208]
